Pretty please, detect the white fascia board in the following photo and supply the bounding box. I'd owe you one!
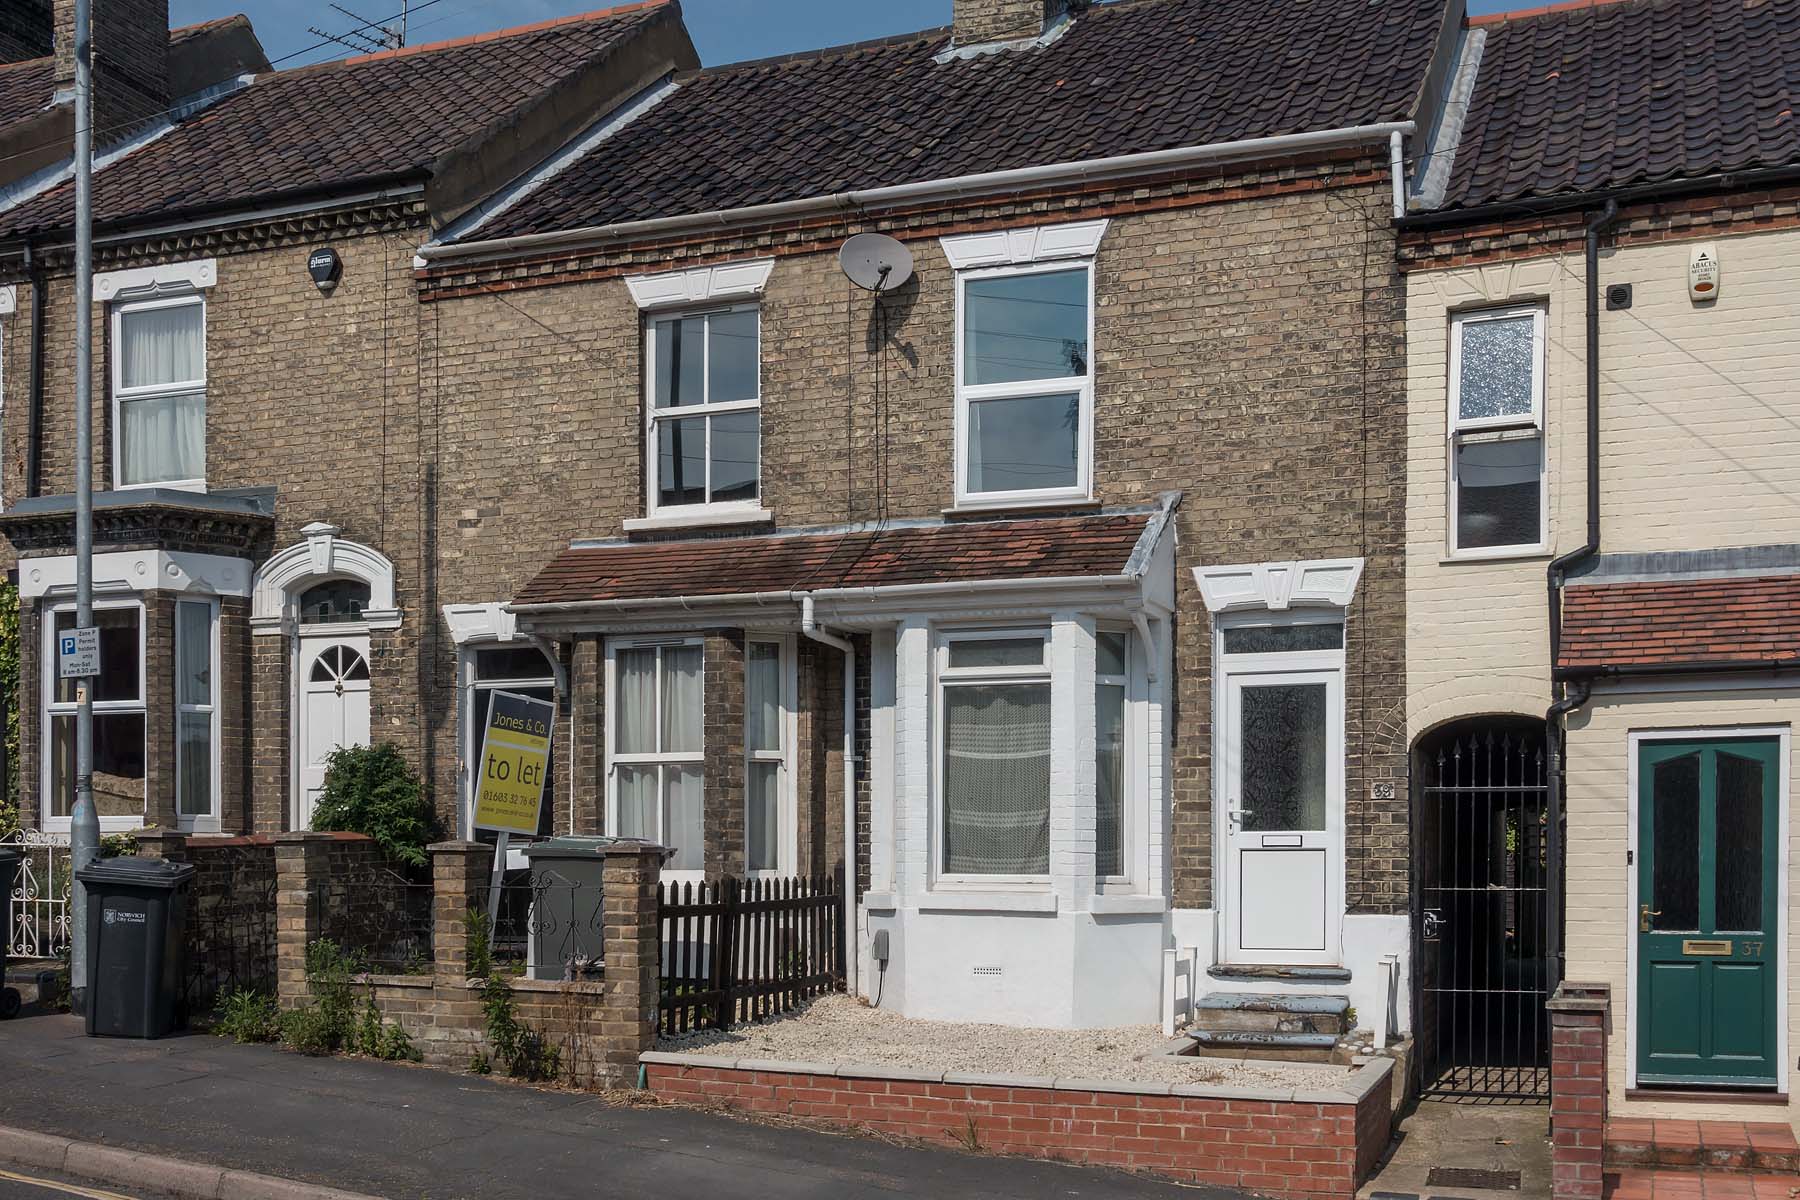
[940,218,1108,269]
[19,549,254,599]
[1192,557,1366,613]
[95,258,217,301]
[422,77,681,266]
[625,257,774,310]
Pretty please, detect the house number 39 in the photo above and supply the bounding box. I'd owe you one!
[1369,782,1397,801]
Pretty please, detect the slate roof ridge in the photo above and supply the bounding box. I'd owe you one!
[673,26,948,81]
[1467,0,1649,27]
[278,0,669,77]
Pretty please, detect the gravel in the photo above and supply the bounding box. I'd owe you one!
[658,996,1352,1091]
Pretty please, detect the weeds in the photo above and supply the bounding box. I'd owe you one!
[213,989,281,1044]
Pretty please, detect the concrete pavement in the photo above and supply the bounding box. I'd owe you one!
[0,1012,1231,1200]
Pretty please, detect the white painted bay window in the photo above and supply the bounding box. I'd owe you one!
[175,598,220,830]
[646,306,761,515]
[43,602,146,829]
[608,638,704,872]
[113,295,206,489]
[955,265,1093,505]
[1448,305,1546,554]
[936,631,1054,879]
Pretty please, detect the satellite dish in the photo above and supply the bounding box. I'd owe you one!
[839,233,914,292]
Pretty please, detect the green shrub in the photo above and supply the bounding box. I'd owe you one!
[310,744,437,869]
[213,989,281,1044]
[279,1005,341,1056]
[279,939,362,1055]
[463,909,493,980]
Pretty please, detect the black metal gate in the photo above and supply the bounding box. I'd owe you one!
[1416,721,1554,1101]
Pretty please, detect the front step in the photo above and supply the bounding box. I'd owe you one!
[1208,963,1353,984]
[1607,1167,1800,1200]
[1188,1030,1340,1052]
[1606,1119,1800,1175]
[1195,991,1351,1036]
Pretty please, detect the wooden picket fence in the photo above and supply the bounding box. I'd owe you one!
[657,873,844,1035]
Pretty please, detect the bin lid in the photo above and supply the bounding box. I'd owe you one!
[521,836,626,859]
[76,855,196,888]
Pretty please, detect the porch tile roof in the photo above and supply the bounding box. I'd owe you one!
[513,511,1155,608]
[1557,574,1800,672]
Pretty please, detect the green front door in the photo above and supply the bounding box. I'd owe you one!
[1636,737,1781,1087]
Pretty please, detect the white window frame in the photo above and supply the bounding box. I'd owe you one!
[110,292,207,493]
[41,597,147,833]
[458,641,558,843]
[743,634,798,877]
[1446,303,1547,557]
[174,597,221,833]
[643,303,763,519]
[931,626,1055,888]
[603,635,705,876]
[1094,625,1135,887]
[952,261,1096,509]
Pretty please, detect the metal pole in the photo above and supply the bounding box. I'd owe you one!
[67,0,98,1016]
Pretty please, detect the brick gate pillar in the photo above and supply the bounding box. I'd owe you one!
[1547,982,1611,1200]
[429,841,492,979]
[598,842,666,1087]
[273,832,333,1009]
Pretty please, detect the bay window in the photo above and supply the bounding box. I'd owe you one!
[645,306,761,515]
[1448,305,1546,553]
[745,637,794,875]
[113,295,206,489]
[175,599,219,828]
[936,631,1052,879]
[955,265,1093,505]
[44,602,145,827]
[608,638,704,872]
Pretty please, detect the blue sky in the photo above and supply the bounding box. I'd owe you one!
[169,0,1519,69]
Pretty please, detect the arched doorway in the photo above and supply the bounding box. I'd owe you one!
[1414,717,1552,1101]
[250,522,400,830]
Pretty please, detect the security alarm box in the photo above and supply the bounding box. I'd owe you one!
[1688,244,1720,301]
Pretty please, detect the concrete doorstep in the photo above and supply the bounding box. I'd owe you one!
[0,1124,382,1200]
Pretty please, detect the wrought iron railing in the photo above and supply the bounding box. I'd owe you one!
[3,829,71,961]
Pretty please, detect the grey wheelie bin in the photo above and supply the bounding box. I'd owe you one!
[76,856,196,1037]
[0,845,20,1019]
[522,836,614,981]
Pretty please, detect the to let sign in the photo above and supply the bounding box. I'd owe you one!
[58,626,101,679]
[471,689,554,837]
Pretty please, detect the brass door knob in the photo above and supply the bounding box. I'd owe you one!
[1639,903,1663,932]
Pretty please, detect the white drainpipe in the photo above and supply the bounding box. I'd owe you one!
[799,594,857,998]
[1389,129,1407,219]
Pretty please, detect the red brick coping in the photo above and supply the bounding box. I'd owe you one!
[639,1052,1394,1199]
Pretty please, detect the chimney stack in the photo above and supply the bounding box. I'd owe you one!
[952,0,1087,47]
[54,0,170,144]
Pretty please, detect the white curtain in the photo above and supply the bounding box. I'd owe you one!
[120,393,204,485]
[746,642,780,753]
[664,765,703,872]
[616,765,657,840]
[660,644,702,753]
[942,682,1051,874]
[177,712,211,818]
[747,762,779,872]
[614,648,656,753]
[120,304,202,388]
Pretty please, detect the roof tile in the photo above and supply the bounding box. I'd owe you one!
[1558,575,1800,671]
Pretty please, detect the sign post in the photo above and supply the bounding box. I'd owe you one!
[471,690,555,923]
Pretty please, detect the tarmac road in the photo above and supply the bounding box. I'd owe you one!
[0,1166,160,1200]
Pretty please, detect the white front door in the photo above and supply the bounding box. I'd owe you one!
[295,636,372,829]
[1221,668,1344,965]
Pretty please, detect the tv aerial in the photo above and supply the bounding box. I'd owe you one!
[838,233,915,292]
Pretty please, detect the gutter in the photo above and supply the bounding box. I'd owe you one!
[1543,198,1618,991]
[506,572,1145,618]
[1556,657,1800,682]
[799,595,857,1001]
[418,121,1415,266]
[1398,163,1800,233]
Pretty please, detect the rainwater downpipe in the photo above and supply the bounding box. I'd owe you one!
[24,242,44,498]
[1544,198,1618,985]
[799,593,857,998]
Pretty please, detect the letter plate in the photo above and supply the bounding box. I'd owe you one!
[1681,939,1733,957]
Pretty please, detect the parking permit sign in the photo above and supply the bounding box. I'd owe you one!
[58,626,100,679]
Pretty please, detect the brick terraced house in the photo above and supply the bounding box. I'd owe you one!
[1399,0,1800,1128]
[0,0,699,836]
[412,0,1464,1029]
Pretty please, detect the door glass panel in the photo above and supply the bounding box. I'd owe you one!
[1651,752,1701,931]
[1715,751,1765,932]
[1240,683,1327,832]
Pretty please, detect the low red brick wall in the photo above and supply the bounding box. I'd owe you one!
[640,1056,1393,1199]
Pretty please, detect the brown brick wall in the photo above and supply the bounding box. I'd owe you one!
[700,629,745,878]
[952,0,1051,44]
[643,1060,1393,1199]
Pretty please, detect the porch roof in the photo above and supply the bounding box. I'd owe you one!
[1558,574,1800,674]
[512,505,1168,611]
